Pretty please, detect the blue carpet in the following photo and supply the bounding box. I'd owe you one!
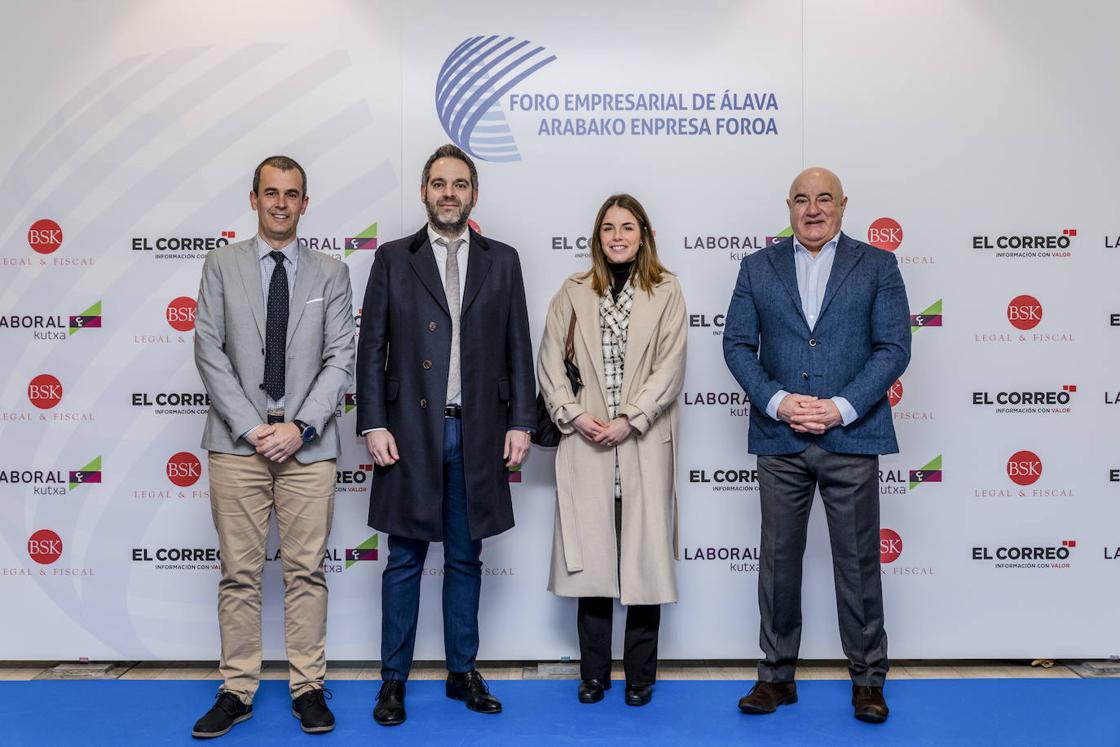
[1,678,1115,745]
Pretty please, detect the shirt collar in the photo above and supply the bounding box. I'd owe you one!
[257,234,298,261]
[427,224,470,248]
[793,231,841,257]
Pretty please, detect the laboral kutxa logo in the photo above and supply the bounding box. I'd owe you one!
[910,299,941,332]
[436,36,558,163]
[299,220,379,258]
[345,534,379,567]
[0,300,101,341]
[0,456,101,495]
[878,455,942,495]
[682,225,791,263]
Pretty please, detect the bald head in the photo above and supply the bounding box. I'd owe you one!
[787,167,847,253]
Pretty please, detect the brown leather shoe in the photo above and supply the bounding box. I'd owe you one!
[852,685,889,723]
[738,681,798,714]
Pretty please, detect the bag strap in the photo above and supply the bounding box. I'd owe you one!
[563,310,577,361]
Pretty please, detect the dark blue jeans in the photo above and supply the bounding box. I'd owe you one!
[381,418,482,681]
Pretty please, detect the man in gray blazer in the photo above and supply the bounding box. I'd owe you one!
[724,167,911,723]
[191,156,354,738]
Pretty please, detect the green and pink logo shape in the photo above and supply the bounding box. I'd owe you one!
[910,299,942,333]
[908,455,942,490]
[345,222,378,257]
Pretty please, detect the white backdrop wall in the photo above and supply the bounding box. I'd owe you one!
[1,0,1117,661]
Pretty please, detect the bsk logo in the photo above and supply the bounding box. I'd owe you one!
[880,529,902,564]
[28,374,63,409]
[1007,450,1042,486]
[887,379,903,407]
[28,219,63,254]
[437,36,557,162]
[166,452,202,487]
[867,218,903,251]
[28,529,63,565]
[1007,295,1042,330]
[166,297,197,332]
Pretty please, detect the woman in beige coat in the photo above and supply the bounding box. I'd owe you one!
[538,193,687,707]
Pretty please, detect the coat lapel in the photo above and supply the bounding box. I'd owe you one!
[620,281,669,403]
[817,233,863,323]
[766,239,809,329]
[235,239,267,343]
[460,229,492,316]
[285,245,322,346]
[567,279,609,398]
[407,227,450,317]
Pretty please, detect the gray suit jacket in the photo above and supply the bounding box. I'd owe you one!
[194,237,355,463]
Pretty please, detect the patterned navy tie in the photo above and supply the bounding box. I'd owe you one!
[264,251,288,401]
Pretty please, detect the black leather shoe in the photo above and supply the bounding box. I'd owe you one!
[624,683,653,706]
[578,678,611,703]
[852,684,889,723]
[192,691,252,738]
[446,670,502,714]
[738,681,798,714]
[373,680,406,726]
[291,688,334,734]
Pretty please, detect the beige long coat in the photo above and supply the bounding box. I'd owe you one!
[538,272,687,605]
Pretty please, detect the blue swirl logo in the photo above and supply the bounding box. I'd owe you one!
[436,36,557,163]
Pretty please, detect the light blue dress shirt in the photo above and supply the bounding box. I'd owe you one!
[764,233,858,426]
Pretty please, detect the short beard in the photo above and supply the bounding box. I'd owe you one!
[426,199,472,235]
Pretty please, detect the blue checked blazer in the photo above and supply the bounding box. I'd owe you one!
[723,232,911,456]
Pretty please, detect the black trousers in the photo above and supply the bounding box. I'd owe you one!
[577,597,660,686]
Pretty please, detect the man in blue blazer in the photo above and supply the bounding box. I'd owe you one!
[723,167,911,723]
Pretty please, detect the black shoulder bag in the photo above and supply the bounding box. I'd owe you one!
[531,311,582,447]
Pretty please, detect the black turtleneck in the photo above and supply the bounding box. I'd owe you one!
[608,259,635,301]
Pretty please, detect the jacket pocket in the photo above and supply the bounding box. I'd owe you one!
[386,377,400,402]
[498,377,510,402]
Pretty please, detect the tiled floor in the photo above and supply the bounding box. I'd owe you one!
[1,661,1081,681]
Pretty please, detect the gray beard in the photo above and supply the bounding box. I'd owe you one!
[427,203,471,235]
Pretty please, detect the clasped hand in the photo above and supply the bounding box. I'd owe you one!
[572,412,636,447]
[247,423,303,463]
[777,394,842,435]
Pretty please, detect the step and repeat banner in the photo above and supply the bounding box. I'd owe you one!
[1,0,1117,661]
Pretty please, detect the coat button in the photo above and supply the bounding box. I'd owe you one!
[420,399,428,409]
[422,359,432,369]
[428,321,437,332]
[801,372,809,380]
[809,338,817,347]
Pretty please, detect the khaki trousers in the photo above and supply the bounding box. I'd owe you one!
[208,451,335,702]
